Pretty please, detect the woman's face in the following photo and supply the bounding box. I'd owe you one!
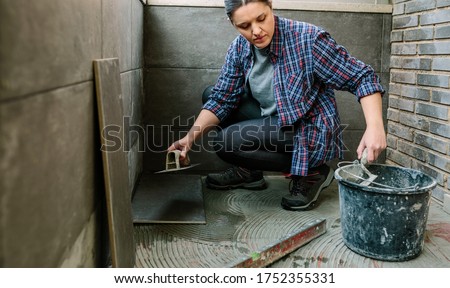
[231,2,275,49]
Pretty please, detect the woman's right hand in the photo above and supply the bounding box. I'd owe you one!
[167,136,191,166]
[167,109,221,166]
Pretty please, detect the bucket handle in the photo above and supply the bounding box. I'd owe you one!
[337,161,420,191]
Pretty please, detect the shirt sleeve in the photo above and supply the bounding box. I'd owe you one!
[312,30,385,100]
[202,39,246,122]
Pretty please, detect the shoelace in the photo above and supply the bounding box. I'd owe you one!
[221,167,246,180]
[222,167,237,179]
[289,178,308,196]
[289,171,321,196]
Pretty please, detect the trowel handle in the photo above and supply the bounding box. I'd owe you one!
[361,148,369,166]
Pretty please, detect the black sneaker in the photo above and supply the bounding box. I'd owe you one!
[205,166,267,190]
[281,164,334,211]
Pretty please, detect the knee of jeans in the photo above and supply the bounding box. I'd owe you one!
[202,85,214,104]
[211,130,226,153]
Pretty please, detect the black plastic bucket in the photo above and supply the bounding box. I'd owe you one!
[334,164,437,261]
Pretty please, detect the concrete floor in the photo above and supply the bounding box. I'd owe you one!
[134,175,450,268]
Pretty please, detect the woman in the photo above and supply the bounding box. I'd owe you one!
[168,0,386,211]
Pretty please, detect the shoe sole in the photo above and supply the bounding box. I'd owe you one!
[205,178,268,190]
[281,168,335,211]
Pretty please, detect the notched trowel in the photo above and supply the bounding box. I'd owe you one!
[155,150,200,174]
[339,149,378,187]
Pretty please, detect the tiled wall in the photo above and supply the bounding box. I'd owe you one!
[388,0,450,202]
[143,6,392,173]
[0,0,144,267]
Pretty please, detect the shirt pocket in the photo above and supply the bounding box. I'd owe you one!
[286,72,310,104]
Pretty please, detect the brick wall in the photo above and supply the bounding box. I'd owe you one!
[388,0,450,201]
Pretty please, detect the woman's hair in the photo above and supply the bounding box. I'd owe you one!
[224,0,272,21]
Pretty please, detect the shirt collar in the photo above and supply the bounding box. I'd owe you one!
[268,15,283,58]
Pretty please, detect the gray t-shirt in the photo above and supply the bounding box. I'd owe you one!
[248,45,277,117]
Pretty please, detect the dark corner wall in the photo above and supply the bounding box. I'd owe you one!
[143,5,392,173]
[0,0,144,267]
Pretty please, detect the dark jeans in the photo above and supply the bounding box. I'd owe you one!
[202,86,294,173]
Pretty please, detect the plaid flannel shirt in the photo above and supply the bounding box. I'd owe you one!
[203,15,384,176]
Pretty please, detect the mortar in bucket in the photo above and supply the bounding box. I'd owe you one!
[334,162,437,261]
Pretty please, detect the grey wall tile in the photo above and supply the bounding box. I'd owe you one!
[335,91,365,130]
[119,0,133,72]
[144,7,238,69]
[102,0,121,59]
[128,138,144,196]
[122,71,133,151]
[144,68,220,127]
[131,70,145,130]
[382,14,393,73]
[59,210,100,267]
[132,0,144,69]
[102,0,143,70]
[0,0,102,101]
[122,69,144,150]
[277,10,384,71]
[0,83,101,267]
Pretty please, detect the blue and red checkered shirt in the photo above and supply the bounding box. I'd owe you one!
[203,15,384,176]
